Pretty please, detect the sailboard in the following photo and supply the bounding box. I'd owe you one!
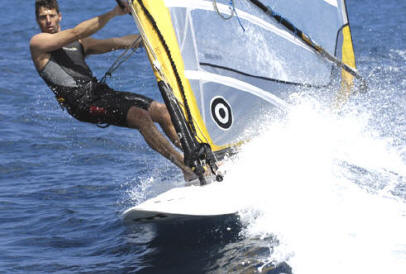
[122,183,239,224]
[127,0,364,183]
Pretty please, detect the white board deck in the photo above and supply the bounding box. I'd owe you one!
[123,183,239,223]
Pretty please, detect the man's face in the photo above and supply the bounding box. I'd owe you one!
[36,7,61,34]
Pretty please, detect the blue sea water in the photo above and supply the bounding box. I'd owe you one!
[1,0,406,273]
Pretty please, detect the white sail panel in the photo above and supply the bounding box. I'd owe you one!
[163,0,354,147]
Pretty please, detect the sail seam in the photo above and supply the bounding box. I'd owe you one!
[199,62,330,88]
[184,69,289,109]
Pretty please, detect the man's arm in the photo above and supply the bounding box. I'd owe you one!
[30,5,127,55]
[81,34,142,55]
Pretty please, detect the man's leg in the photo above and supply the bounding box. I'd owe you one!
[147,101,182,150]
[148,102,218,179]
[126,105,196,180]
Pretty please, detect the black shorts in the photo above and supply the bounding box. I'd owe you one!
[62,83,153,127]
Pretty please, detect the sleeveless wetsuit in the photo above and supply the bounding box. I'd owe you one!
[38,41,152,127]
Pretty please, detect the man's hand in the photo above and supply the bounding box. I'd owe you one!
[113,1,130,16]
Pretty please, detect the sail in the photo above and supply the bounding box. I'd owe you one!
[129,0,357,154]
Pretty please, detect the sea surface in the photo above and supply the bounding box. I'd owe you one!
[1,0,406,273]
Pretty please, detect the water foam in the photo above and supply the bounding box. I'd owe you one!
[221,98,406,273]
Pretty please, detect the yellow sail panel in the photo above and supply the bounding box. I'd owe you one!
[338,25,356,103]
[130,0,221,151]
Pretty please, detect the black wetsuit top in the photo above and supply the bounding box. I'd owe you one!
[38,41,152,127]
[39,41,94,96]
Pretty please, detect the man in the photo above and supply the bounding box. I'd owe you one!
[30,0,197,181]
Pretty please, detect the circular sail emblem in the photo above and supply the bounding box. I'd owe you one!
[210,97,232,130]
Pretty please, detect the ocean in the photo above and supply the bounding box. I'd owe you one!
[1,0,405,273]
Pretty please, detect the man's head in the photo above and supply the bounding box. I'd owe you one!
[35,0,61,34]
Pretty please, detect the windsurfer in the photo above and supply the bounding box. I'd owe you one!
[30,0,197,181]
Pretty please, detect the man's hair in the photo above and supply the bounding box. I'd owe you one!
[35,0,60,19]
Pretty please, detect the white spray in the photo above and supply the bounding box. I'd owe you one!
[220,97,406,274]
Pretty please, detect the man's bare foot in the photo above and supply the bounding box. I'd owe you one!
[183,165,216,182]
[183,171,198,182]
